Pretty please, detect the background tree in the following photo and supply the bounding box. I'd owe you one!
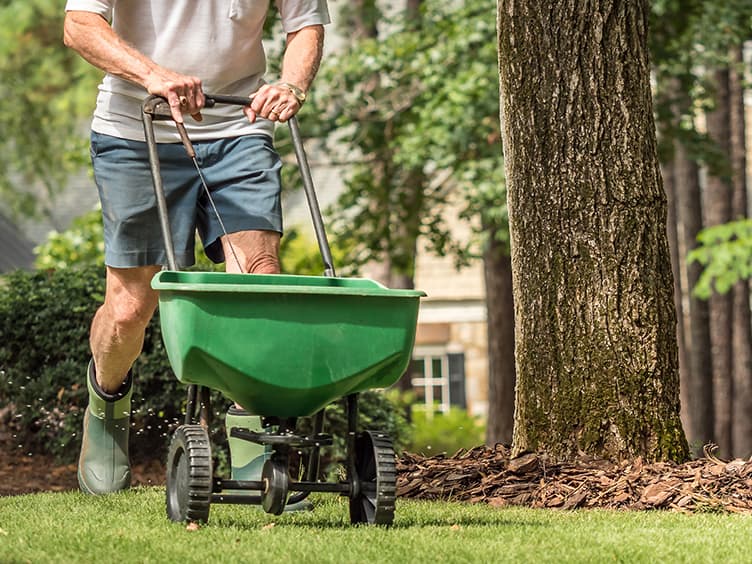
[0,0,100,222]
[498,0,689,462]
[652,0,752,458]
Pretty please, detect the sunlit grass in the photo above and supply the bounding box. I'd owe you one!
[1,488,750,563]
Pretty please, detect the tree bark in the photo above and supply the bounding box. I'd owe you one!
[497,0,688,462]
[484,226,516,445]
[703,68,733,457]
[729,45,752,457]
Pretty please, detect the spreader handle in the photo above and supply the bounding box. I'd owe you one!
[288,116,337,278]
[203,94,253,107]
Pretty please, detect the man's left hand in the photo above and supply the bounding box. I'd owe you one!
[245,83,303,123]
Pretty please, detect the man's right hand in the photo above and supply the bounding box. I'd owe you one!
[64,11,204,125]
[145,70,205,124]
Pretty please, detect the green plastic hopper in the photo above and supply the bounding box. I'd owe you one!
[152,271,425,417]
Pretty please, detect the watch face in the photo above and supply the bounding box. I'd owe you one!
[282,83,306,102]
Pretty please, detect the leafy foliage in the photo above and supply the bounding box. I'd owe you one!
[310,0,506,275]
[406,407,486,456]
[34,207,104,269]
[687,220,752,299]
[649,1,752,294]
[0,265,189,462]
[0,0,101,219]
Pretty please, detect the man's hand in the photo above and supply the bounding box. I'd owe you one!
[244,83,302,124]
[64,11,205,125]
[144,70,205,124]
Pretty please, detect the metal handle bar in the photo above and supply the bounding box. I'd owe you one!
[141,93,337,276]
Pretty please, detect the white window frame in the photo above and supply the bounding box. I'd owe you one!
[410,346,451,419]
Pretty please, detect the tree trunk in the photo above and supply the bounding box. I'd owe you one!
[729,45,752,458]
[406,0,422,26]
[484,226,515,445]
[497,1,689,462]
[338,0,379,39]
[674,111,715,457]
[662,159,691,433]
[703,68,733,457]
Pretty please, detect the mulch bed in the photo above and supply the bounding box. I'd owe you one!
[4,434,752,515]
[396,444,752,514]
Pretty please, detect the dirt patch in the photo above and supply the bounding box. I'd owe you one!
[0,442,165,497]
[397,444,752,514]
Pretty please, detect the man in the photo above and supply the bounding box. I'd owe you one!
[63,0,329,495]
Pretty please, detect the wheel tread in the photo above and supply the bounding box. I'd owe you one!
[350,430,397,526]
[166,424,213,523]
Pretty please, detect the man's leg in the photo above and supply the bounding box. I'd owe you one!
[79,265,161,494]
[91,265,162,390]
[221,229,280,274]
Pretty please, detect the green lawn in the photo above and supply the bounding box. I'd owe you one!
[1,488,750,563]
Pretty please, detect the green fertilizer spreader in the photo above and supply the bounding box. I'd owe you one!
[143,95,424,526]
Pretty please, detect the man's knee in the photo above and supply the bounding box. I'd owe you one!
[102,266,160,331]
[245,250,280,274]
[223,230,281,274]
[105,295,157,332]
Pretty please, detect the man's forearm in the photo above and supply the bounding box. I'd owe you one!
[63,11,157,89]
[63,10,203,122]
[280,25,325,93]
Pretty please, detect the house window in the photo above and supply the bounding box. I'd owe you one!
[409,347,466,417]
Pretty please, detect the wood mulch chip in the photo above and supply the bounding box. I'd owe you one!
[396,444,752,514]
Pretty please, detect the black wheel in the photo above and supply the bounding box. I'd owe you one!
[261,456,289,515]
[349,430,396,525]
[166,424,212,523]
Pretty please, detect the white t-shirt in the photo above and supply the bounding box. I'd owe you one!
[65,0,330,142]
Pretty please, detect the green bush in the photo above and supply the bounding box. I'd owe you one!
[406,407,486,456]
[0,266,409,468]
[0,265,201,462]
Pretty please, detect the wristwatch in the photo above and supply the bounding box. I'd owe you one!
[279,82,307,104]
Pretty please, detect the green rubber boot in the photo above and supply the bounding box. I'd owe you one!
[225,407,313,512]
[225,406,268,480]
[77,360,132,495]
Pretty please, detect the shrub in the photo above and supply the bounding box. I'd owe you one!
[0,265,197,462]
[406,407,486,456]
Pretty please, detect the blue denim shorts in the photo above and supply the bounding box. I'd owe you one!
[90,131,283,268]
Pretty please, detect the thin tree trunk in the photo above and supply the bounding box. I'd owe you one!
[406,0,422,26]
[675,128,715,456]
[663,159,691,433]
[729,45,752,458]
[497,0,688,462]
[339,0,379,39]
[703,68,733,457]
[484,226,515,445]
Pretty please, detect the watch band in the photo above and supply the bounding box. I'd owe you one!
[279,82,307,104]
